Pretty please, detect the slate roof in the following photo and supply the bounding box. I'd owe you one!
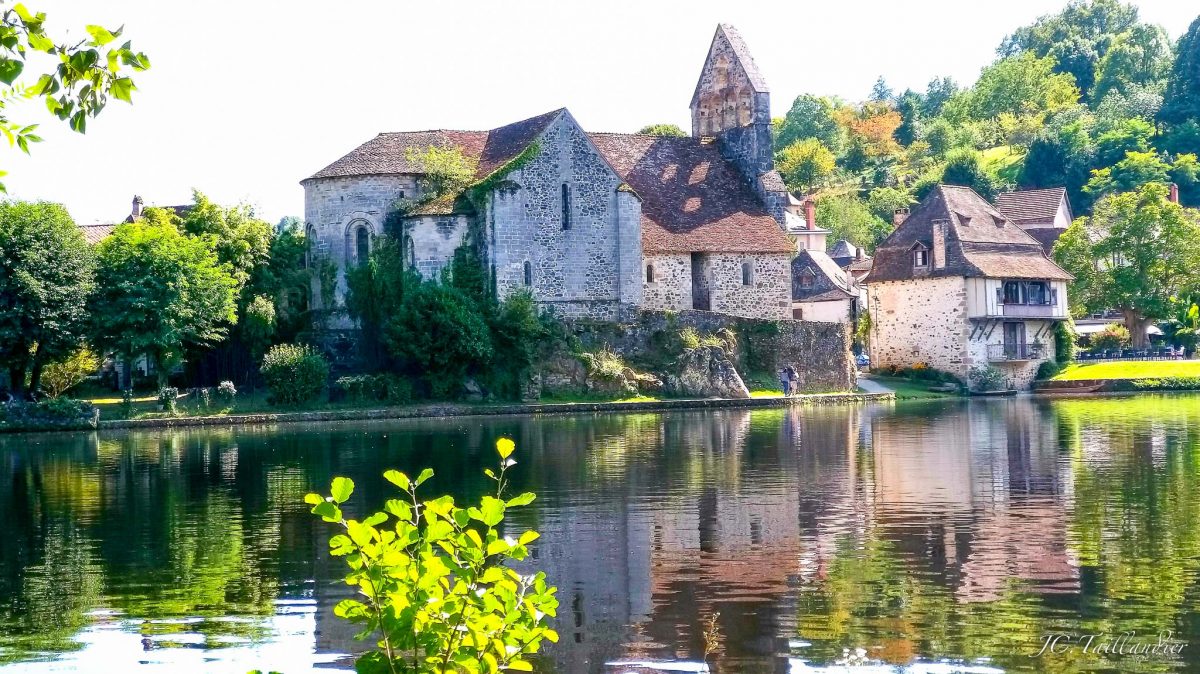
[866,185,1072,283]
[588,133,794,254]
[304,109,562,183]
[690,24,769,108]
[995,187,1067,225]
[1024,227,1067,255]
[79,223,117,245]
[792,248,856,302]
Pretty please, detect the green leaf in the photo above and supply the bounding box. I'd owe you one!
[26,33,53,53]
[85,25,116,46]
[303,493,322,505]
[347,520,374,546]
[330,477,354,504]
[0,59,23,86]
[414,467,434,486]
[362,511,388,527]
[518,530,540,546]
[496,437,515,459]
[111,77,134,103]
[384,498,412,520]
[312,501,340,522]
[383,469,409,490]
[475,496,505,527]
[507,660,533,671]
[506,492,535,507]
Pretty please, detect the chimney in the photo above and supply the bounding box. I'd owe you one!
[131,195,143,219]
[932,219,947,270]
[855,246,863,261]
[1169,183,1179,204]
[804,198,816,230]
[893,208,909,228]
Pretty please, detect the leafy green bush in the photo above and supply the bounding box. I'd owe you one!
[1091,323,1130,350]
[333,374,414,404]
[260,343,329,405]
[873,363,964,386]
[40,347,100,398]
[1036,360,1063,380]
[1054,320,1077,364]
[1121,377,1200,391]
[385,281,493,399]
[305,438,558,673]
[0,398,97,431]
[969,365,1007,392]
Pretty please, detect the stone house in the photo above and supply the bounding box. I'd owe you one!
[863,185,1073,390]
[301,24,796,325]
[994,186,1073,255]
[790,248,857,323]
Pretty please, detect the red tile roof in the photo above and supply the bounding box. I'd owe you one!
[79,223,117,245]
[588,132,794,254]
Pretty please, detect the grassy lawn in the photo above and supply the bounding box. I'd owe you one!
[1051,360,1200,381]
[869,376,962,400]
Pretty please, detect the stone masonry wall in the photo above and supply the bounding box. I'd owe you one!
[569,308,855,393]
[488,113,635,320]
[709,253,791,320]
[642,254,691,311]
[965,318,1057,390]
[867,276,969,378]
[405,214,468,280]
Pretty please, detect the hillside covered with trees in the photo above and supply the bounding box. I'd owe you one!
[773,0,1200,252]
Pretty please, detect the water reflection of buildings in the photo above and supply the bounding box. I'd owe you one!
[870,398,1080,602]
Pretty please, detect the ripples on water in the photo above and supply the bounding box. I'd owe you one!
[0,396,1198,673]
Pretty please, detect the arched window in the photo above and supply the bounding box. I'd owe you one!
[523,260,533,287]
[561,184,571,230]
[355,226,370,265]
[304,227,315,269]
[645,263,655,283]
[741,261,753,286]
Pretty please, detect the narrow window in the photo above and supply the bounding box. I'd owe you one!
[799,272,814,288]
[645,264,655,283]
[913,249,928,268]
[741,262,753,286]
[355,227,370,265]
[523,260,532,286]
[1003,281,1021,304]
[304,226,316,269]
[561,184,571,230]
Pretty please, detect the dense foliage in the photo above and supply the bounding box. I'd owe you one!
[89,219,239,386]
[1054,184,1200,345]
[305,438,558,674]
[260,343,329,405]
[772,0,1199,254]
[637,123,687,137]
[0,201,94,396]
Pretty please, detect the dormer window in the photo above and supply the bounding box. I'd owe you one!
[799,270,814,288]
[912,243,929,269]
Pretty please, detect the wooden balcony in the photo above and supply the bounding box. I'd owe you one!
[1001,303,1059,318]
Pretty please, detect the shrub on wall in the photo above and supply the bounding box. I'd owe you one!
[260,343,329,405]
[1054,320,1077,364]
[384,281,493,400]
[968,365,1007,392]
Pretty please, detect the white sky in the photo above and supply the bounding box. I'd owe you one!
[6,0,1197,225]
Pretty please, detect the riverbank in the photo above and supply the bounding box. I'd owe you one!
[94,390,894,431]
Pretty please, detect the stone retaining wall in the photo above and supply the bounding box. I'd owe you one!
[568,308,855,392]
[93,392,893,432]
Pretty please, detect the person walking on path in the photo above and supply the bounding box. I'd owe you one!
[779,368,792,397]
[785,365,799,397]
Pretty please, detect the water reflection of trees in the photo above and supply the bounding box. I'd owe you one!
[0,398,1198,673]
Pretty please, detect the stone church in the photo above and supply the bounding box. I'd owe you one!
[302,24,801,323]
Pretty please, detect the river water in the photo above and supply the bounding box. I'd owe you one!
[0,396,1198,673]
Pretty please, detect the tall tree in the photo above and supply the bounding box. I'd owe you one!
[967,52,1080,120]
[0,5,149,187]
[1055,183,1200,346]
[1159,15,1200,125]
[775,94,844,153]
[1000,0,1140,98]
[776,138,836,193]
[89,221,238,387]
[869,76,893,103]
[0,201,94,397]
[1091,23,1173,101]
